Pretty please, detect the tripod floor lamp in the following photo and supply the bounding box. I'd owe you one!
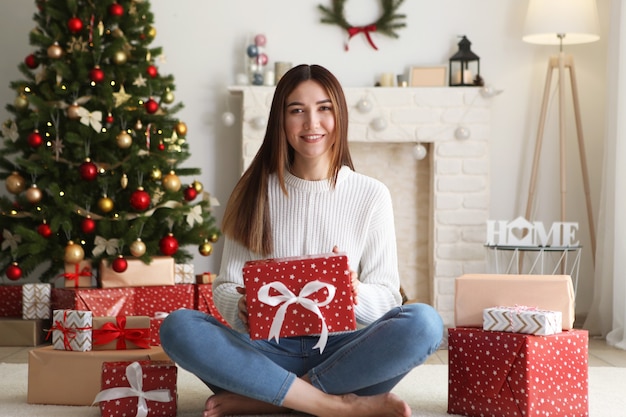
[522,0,600,266]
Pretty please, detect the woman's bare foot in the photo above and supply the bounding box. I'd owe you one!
[203,391,291,417]
[329,392,412,417]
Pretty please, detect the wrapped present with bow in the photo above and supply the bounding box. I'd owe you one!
[243,253,356,353]
[483,306,562,336]
[61,260,93,288]
[174,263,194,284]
[48,309,93,351]
[92,316,151,350]
[22,283,51,320]
[94,360,177,417]
[0,285,23,318]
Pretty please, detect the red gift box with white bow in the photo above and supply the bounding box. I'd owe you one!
[243,253,356,353]
[95,360,177,417]
[448,327,589,417]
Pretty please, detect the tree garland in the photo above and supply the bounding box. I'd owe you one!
[318,0,406,51]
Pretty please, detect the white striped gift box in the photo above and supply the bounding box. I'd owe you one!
[51,309,93,351]
[483,306,562,335]
[22,283,51,320]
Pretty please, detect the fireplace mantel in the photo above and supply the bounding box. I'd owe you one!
[229,86,492,327]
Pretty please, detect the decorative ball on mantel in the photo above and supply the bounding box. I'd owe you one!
[412,143,427,161]
[221,112,235,126]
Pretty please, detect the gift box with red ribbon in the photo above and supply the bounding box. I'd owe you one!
[49,309,93,351]
[51,284,195,317]
[195,283,229,327]
[243,253,356,353]
[0,285,22,317]
[94,360,177,417]
[447,327,589,417]
[92,316,151,350]
[62,260,93,288]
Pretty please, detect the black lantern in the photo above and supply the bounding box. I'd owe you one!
[449,35,481,87]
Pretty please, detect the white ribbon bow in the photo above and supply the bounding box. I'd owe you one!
[92,236,119,257]
[258,280,336,353]
[186,205,203,227]
[77,106,103,132]
[2,120,19,142]
[93,361,172,417]
[1,229,21,252]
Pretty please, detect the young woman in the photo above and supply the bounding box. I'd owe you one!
[160,64,444,417]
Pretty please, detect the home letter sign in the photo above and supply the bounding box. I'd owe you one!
[486,217,579,247]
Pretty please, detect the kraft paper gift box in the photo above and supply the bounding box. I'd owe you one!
[99,256,175,288]
[483,306,562,335]
[175,263,195,284]
[50,309,93,351]
[195,283,229,326]
[22,283,51,319]
[243,253,356,352]
[92,316,151,350]
[447,327,589,417]
[51,284,195,317]
[95,360,177,417]
[0,285,22,317]
[62,260,93,288]
[454,274,576,329]
[27,345,169,406]
[0,318,48,346]
[196,272,216,284]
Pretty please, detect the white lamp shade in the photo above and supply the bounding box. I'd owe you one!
[523,0,600,45]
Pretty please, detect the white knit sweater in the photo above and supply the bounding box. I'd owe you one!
[213,166,402,333]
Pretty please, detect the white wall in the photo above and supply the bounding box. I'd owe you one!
[0,0,609,317]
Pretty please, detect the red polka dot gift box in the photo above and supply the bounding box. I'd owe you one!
[243,253,356,353]
[94,360,177,417]
[447,327,589,417]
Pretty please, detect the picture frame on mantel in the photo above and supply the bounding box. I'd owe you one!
[409,66,447,87]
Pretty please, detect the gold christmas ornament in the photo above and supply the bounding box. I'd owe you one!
[192,180,203,193]
[120,173,129,189]
[174,122,187,137]
[150,167,162,181]
[162,171,181,192]
[67,103,81,120]
[6,171,26,194]
[112,50,128,65]
[47,42,64,59]
[208,232,219,243]
[147,26,157,39]
[162,88,175,104]
[14,94,29,111]
[134,119,143,131]
[130,238,147,257]
[25,184,43,204]
[98,195,114,213]
[199,240,213,256]
[116,131,133,148]
[64,240,85,264]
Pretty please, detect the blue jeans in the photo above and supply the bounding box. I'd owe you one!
[160,303,443,406]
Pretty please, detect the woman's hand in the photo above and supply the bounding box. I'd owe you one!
[333,245,359,305]
[236,286,249,331]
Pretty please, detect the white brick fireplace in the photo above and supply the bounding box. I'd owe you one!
[229,86,492,326]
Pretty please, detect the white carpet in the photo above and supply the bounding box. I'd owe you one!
[2,363,625,416]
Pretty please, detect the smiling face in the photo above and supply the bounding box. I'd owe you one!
[284,80,336,179]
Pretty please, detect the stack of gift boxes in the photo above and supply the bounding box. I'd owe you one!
[0,256,225,416]
[448,274,589,417]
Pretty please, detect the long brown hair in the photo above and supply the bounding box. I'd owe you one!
[221,64,354,255]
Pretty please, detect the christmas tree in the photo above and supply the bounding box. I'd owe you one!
[0,0,219,283]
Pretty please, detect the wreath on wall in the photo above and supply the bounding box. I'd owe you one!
[318,0,406,51]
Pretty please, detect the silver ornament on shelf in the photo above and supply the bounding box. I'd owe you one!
[455,126,471,140]
[370,117,387,131]
[356,98,373,113]
[412,143,427,160]
[221,112,235,126]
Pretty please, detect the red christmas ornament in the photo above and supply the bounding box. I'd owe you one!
[24,54,39,69]
[130,187,151,211]
[112,255,128,273]
[27,130,43,148]
[6,262,22,281]
[183,186,198,201]
[158,142,165,151]
[90,66,105,83]
[79,159,98,181]
[109,3,124,17]
[146,65,158,78]
[80,216,96,234]
[144,98,159,114]
[159,233,179,256]
[37,223,52,238]
[105,113,114,124]
[67,16,83,33]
